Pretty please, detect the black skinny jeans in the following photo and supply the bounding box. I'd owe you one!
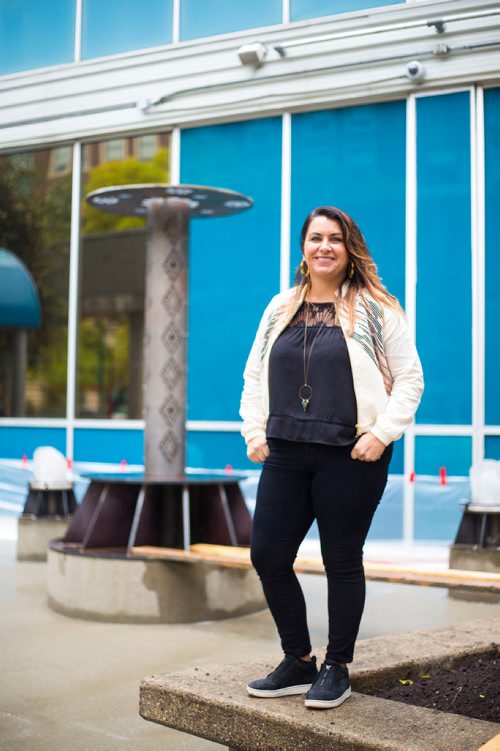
[251,438,393,664]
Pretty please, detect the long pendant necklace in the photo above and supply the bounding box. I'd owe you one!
[299,302,335,411]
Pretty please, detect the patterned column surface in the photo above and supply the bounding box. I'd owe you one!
[144,199,189,477]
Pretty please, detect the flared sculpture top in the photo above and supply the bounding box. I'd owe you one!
[86,184,253,218]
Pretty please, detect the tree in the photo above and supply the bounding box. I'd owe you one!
[82,148,170,235]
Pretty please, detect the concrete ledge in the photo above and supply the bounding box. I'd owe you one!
[450,545,500,574]
[17,517,71,561]
[47,545,266,623]
[140,618,500,751]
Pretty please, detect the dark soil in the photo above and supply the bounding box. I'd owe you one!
[372,657,499,723]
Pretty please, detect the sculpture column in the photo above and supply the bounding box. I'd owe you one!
[143,199,189,477]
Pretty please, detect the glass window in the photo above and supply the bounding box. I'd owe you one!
[137,134,158,162]
[485,436,500,460]
[74,427,143,463]
[81,0,173,59]
[0,0,75,75]
[104,139,126,162]
[415,92,471,425]
[415,436,472,477]
[291,101,406,302]
[291,0,403,22]
[484,88,500,426]
[78,132,171,419]
[49,146,72,178]
[414,435,472,541]
[180,0,281,41]
[0,147,71,417]
[181,118,282,424]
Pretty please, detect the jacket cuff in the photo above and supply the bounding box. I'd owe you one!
[368,425,392,447]
[241,426,267,446]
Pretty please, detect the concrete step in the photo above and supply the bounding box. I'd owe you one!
[140,617,500,751]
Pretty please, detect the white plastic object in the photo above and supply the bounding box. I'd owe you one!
[32,446,68,487]
[469,460,500,506]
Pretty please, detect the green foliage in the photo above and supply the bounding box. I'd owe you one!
[82,148,170,235]
[0,155,70,416]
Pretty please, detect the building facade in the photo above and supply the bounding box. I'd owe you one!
[0,0,499,540]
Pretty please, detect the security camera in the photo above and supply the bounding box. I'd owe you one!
[405,61,426,82]
[238,42,268,67]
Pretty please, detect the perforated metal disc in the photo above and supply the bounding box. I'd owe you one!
[86,184,253,218]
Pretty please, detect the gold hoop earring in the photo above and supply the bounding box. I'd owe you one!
[299,259,310,277]
[348,261,355,279]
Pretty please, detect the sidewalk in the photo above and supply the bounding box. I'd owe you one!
[1,537,499,750]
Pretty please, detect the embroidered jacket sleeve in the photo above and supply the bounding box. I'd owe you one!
[370,305,424,446]
[239,298,275,445]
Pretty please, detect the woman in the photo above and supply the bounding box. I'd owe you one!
[240,206,423,710]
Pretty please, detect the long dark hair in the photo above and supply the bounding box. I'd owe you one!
[295,206,400,330]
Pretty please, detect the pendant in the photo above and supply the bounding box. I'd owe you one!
[299,384,312,412]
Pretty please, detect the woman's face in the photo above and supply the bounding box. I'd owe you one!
[302,215,349,286]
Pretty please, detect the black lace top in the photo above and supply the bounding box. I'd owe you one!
[267,301,357,445]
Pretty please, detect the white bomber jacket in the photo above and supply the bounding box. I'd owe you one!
[240,281,424,447]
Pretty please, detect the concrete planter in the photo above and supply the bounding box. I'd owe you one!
[17,517,72,561]
[47,544,266,623]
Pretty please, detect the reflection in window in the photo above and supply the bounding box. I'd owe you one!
[137,134,157,162]
[0,0,75,75]
[78,132,170,419]
[81,0,173,59]
[49,146,73,177]
[290,0,403,22]
[0,148,71,416]
[180,0,281,41]
[104,139,126,162]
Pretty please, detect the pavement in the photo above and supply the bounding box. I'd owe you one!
[1,536,499,750]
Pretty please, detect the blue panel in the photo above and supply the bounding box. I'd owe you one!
[187,431,251,471]
[180,0,281,41]
[0,0,75,75]
[414,478,469,541]
[82,0,173,59]
[415,436,472,477]
[0,427,66,459]
[484,89,500,425]
[291,0,403,22]
[368,475,403,540]
[389,435,404,474]
[416,93,471,424]
[74,429,143,464]
[291,102,406,304]
[181,118,282,421]
[485,436,500,460]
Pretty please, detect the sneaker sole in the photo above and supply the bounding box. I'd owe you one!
[304,686,351,709]
[247,683,314,698]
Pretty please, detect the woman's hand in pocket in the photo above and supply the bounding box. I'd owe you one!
[247,437,270,464]
[351,432,386,462]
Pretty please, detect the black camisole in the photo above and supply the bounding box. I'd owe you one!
[267,301,357,445]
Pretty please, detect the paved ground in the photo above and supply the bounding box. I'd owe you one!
[1,537,499,751]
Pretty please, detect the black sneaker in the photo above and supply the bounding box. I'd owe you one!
[304,661,351,709]
[247,655,318,697]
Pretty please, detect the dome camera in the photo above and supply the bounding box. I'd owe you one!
[405,60,426,82]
